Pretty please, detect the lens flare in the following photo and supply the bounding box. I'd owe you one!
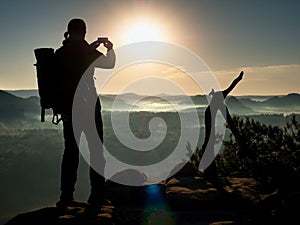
[142,184,175,225]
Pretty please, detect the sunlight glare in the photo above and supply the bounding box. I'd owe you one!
[123,20,165,43]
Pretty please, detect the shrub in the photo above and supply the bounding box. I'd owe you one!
[216,116,300,183]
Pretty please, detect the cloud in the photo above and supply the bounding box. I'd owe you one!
[214,64,300,76]
[160,66,185,74]
[213,64,300,95]
[159,66,189,79]
[99,63,300,95]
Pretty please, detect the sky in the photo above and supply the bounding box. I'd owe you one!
[0,0,299,95]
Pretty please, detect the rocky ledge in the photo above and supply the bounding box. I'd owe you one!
[5,165,299,225]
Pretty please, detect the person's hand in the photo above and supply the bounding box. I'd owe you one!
[90,40,101,49]
[90,38,113,50]
[103,40,113,50]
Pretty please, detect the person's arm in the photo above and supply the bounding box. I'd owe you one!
[91,39,116,69]
[97,48,115,69]
[222,71,244,97]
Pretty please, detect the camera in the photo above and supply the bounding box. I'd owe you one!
[98,37,108,43]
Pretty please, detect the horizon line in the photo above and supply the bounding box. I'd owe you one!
[2,89,300,97]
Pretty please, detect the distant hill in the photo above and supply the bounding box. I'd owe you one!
[0,90,40,125]
[26,96,40,105]
[235,95,275,102]
[190,95,208,106]
[226,96,255,115]
[236,93,300,114]
[262,93,300,108]
[2,90,300,122]
[100,95,130,110]
[6,89,39,98]
[238,97,264,109]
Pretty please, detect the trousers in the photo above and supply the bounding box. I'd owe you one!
[60,97,105,200]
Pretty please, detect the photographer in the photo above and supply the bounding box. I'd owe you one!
[55,18,115,208]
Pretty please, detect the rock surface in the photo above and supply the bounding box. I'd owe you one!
[5,174,297,225]
[5,205,114,225]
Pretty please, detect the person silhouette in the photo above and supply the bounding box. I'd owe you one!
[55,18,115,208]
[200,71,244,183]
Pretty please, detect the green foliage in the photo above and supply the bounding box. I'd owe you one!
[216,115,300,179]
[0,129,65,221]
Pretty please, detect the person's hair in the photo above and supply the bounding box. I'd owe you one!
[64,18,86,39]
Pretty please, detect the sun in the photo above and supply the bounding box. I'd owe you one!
[123,20,166,44]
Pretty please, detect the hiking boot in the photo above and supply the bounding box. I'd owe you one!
[87,191,110,207]
[56,199,88,209]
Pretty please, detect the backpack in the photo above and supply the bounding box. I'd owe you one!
[34,48,62,125]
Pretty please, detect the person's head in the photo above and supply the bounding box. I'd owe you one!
[64,18,86,40]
